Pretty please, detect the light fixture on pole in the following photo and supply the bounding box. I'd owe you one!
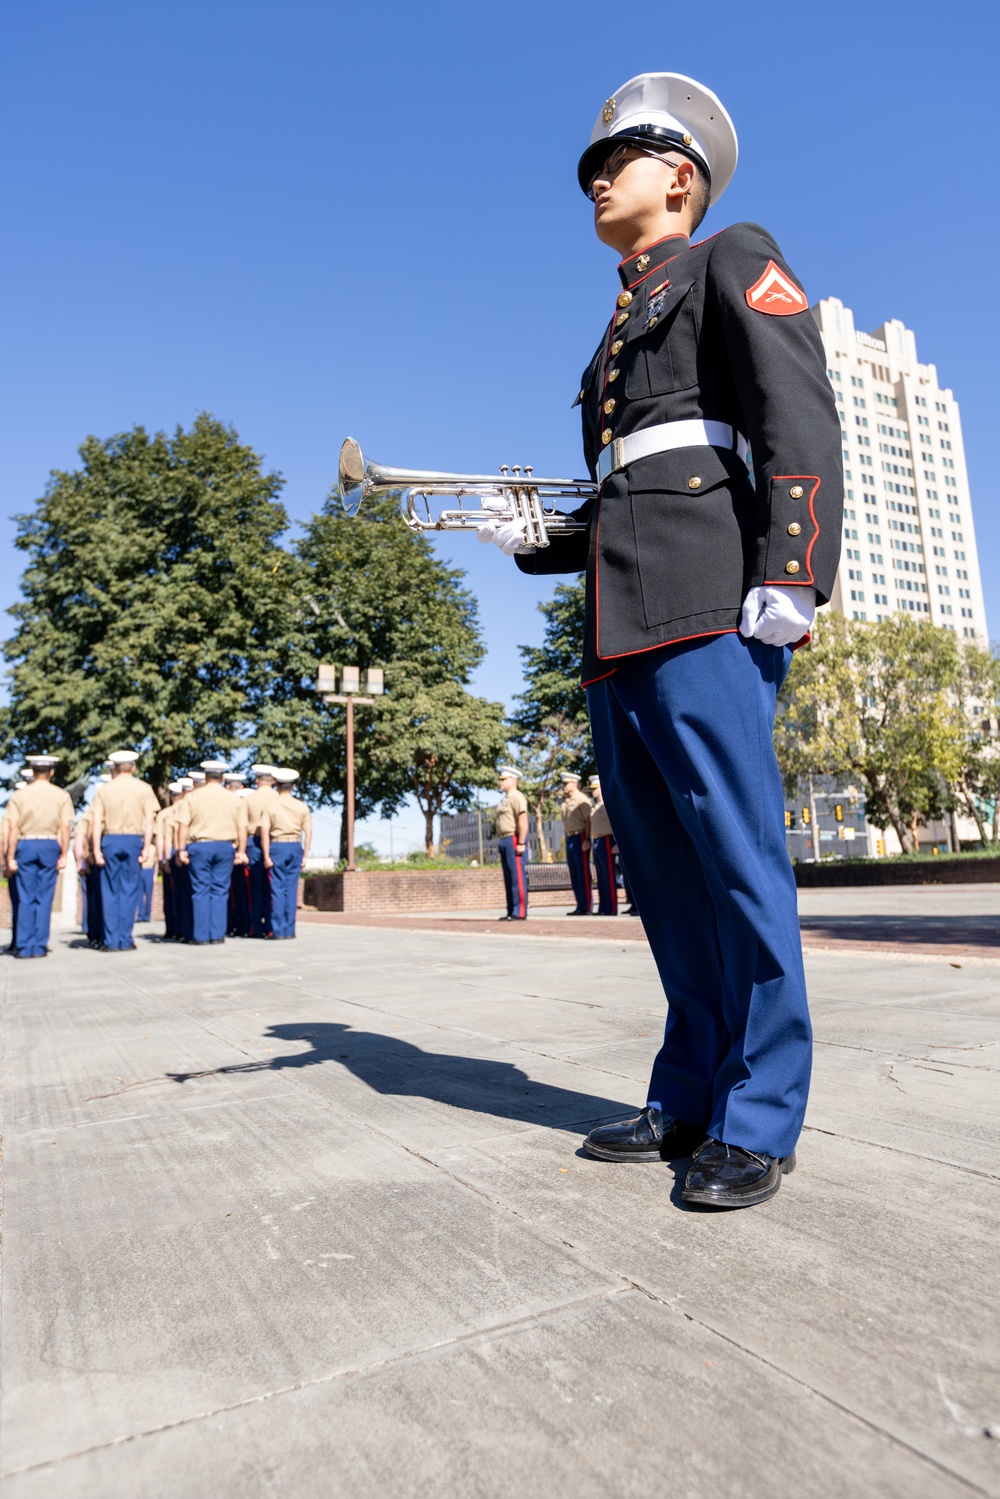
[316,664,384,871]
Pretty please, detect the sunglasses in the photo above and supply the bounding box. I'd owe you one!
[587,144,682,201]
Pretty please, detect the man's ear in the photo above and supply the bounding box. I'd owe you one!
[665,158,696,204]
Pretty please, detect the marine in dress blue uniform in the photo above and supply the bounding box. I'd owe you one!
[495,765,529,920]
[484,74,843,1207]
[560,772,593,915]
[588,776,618,916]
[5,755,73,958]
[245,764,278,938]
[223,774,252,936]
[175,762,248,944]
[91,750,159,951]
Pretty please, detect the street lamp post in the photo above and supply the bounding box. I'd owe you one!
[316,664,384,872]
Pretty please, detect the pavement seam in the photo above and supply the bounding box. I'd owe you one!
[800,1124,1000,1182]
[616,1279,991,1497]
[2,1287,631,1477]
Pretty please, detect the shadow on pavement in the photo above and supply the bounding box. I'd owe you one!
[166,1022,635,1133]
[799,914,1000,948]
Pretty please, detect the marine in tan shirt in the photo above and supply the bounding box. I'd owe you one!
[495,765,529,920]
[244,783,279,837]
[560,780,593,840]
[6,774,74,854]
[259,788,312,855]
[91,761,160,864]
[560,771,592,916]
[495,783,528,839]
[175,780,248,853]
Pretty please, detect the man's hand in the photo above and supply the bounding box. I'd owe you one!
[178,850,190,866]
[57,855,67,871]
[94,852,105,866]
[739,585,816,647]
[264,856,274,870]
[515,841,526,854]
[476,516,536,556]
[235,851,248,866]
[7,857,17,875]
[139,845,151,865]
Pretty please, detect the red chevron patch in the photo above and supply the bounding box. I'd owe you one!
[745,260,808,316]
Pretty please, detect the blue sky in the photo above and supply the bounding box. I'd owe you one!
[2,0,997,854]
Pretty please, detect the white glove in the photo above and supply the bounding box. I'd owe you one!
[476,516,536,555]
[739,585,816,647]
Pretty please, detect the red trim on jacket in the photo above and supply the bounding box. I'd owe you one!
[763,475,820,587]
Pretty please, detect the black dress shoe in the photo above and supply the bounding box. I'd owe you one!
[498,915,512,922]
[682,1139,795,1208]
[583,1108,708,1163]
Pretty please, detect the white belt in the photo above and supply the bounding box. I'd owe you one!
[597,419,749,485]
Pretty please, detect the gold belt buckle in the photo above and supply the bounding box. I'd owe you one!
[611,437,625,474]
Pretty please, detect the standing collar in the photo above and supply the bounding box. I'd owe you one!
[618,233,689,289]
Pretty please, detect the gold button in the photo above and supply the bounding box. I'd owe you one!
[635,254,650,272]
[787,522,802,536]
[601,429,613,445]
[611,339,623,355]
[789,485,804,499]
[682,132,693,145]
[688,476,702,490]
[785,560,800,575]
[608,368,619,382]
[615,311,630,328]
[617,290,633,308]
[604,398,616,415]
[577,390,584,403]
[648,316,659,328]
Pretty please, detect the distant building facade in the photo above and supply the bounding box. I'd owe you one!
[812,299,987,641]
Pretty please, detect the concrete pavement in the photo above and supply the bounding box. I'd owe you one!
[2,911,999,1497]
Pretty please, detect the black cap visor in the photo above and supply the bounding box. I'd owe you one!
[578,124,711,196]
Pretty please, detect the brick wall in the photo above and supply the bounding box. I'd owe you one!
[302,868,573,913]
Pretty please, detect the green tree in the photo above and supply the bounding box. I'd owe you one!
[1,416,295,799]
[511,577,591,739]
[509,577,594,857]
[775,613,967,853]
[950,642,1000,844]
[255,491,488,855]
[368,666,508,854]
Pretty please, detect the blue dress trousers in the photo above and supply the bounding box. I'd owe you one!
[498,835,528,919]
[268,843,303,938]
[587,632,811,1161]
[136,866,154,921]
[187,841,235,943]
[565,832,592,914]
[99,833,144,950]
[247,836,273,937]
[592,834,618,916]
[13,838,61,957]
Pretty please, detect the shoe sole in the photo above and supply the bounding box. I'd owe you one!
[582,1142,666,1163]
[681,1153,796,1208]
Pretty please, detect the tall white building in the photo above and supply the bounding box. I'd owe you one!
[812,299,987,641]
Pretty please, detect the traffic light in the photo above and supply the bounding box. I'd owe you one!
[784,809,792,828]
[876,839,885,857]
[801,807,811,826]
[834,804,843,822]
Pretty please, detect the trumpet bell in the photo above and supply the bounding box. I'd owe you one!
[339,438,367,517]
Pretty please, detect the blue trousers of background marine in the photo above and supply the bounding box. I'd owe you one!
[498,835,527,918]
[187,841,235,943]
[268,843,303,938]
[228,861,251,936]
[174,857,194,942]
[162,865,176,939]
[565,832,591,913]
[13,838,61,957]
[136,866,154,921]
[592,834,618,915]
[85,864,103,944]
[8,864,19,949]
[587,632,811,1162]
[99,834,143,950]
[247,836,272,937]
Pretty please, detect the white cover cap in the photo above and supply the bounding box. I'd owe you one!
[497,764,521,779]
[200,760,229,774]
[560,769,582,783]
[107,749,139,765]
[579,72,738,206]
[189,771,206,784]
[272,767,300,784]
[176,777,194,789]
[25,754,60,767]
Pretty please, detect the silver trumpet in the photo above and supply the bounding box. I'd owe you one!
[338,437,592,548]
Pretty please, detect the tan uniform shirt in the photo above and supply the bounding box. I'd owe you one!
[7,780,73,839]
[561,788,592,837]
[175,782,248,843]
[260,794,311,842]
[244,786,279,836]
[91,775,160,835]
[495,787,527,838]
[590,799,613,840]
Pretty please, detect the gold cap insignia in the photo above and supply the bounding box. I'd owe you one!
[682,132,693,146]
[602,97,616,126]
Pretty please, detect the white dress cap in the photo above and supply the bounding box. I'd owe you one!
[176,777,194,789]
[189,771,206,783]
[272,767,300,785]
[222,772,245,783]
[99,773,112,782]
[107,749,139,765]
[199,760,230,774]
[497,764,521,779]
[25,754,60,767]
[579,72,738,206]
[167,781,185,794]
[250,763,278,777]
[589,776,601,788]
[14,780,27,789]
[560,770,582,783]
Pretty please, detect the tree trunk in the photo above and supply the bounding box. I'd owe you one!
[339,812,348,864]
[910,810,921,853]
[886,802,913,854]
[424,807,435,857]
[534,802,551,863]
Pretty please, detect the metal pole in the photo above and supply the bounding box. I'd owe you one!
[809,775,821,861]
[346,693,356,872]
[477,805,484,865]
